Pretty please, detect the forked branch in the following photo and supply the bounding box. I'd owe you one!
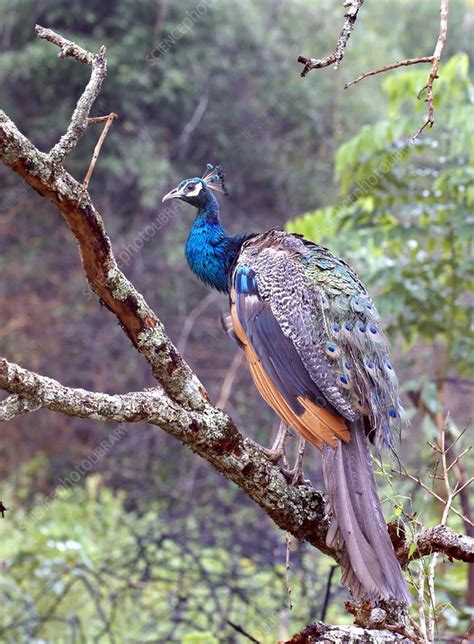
[35,25,108,163]
[343,0,449,141]
[301,0,450,141]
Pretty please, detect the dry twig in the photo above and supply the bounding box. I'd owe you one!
[297,0,364,76]
[343,0,449,141]
[344,58,433,89]
[410,0,449,141]
[35,25,107,163]
[83,112,117,190]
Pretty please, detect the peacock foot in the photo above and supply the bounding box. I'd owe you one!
[280,436,311,485]
[247,420,291,462]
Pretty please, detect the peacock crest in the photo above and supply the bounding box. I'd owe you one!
[202,163,228,195]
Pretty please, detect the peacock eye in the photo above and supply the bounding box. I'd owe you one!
[187,183,196,191]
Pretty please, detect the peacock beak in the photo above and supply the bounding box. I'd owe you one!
[161,187,181,203]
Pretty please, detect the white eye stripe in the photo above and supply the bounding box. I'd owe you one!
[186,183,202,197]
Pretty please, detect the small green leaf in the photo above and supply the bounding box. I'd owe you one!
[408,542,418,559]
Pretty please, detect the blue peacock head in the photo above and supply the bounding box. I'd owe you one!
[162,164,228,208]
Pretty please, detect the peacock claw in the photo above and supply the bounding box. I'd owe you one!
[281,436,309,485]
[248,424,309,486]
[280,466,311,486]
[247,421,291,463]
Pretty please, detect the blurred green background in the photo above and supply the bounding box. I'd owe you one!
[0,0,473,641]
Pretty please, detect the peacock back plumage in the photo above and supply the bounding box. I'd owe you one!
[232,229,406,451]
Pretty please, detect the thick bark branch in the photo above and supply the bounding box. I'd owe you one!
[0,394,40,421]
[2,355,473,568]
[0,109,205,411]
[0,358,171,422]
[286,621,413,643]
[396,525,474,566]
[0,356,334,559]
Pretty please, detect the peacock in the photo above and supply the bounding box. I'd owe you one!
[162,165,410,604]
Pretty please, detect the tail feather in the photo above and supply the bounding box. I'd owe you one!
[321,420,410,604]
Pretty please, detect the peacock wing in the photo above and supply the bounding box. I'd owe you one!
[229,247,349,449]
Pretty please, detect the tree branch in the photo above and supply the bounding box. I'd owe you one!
[396,525,474,566]
[410,0,449,141]
[344,58,433,89]
[0,109,204,411]
[342,0,449,141]
[297,0,364,77]
[0,357,171,423]
[286,621,413,643]
[0,394,40,421]
[35,25,108,163]
[0,357,335,562]
[2,358,474,571]
[82,111,117,190]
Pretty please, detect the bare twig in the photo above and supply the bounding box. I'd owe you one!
[35,25,107,163]
[446,445,471,472]
[285,531,293,610]
[297,0,364,77]
[344,57,433,89]
[177,292,216,355]
[395,412,473,638]
[82,112,117,190]
[320,565,338,622]
[226,621,259,644]
[407,390,474,531]
[87,115,114,125]
[341,0,449,141]
[177,89,209,149]
[392,467,474,528]
[455,477,474,496]
[417,562,428,642]
[411,0,449,141]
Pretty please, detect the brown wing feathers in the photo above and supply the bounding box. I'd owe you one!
[230,286,349,450]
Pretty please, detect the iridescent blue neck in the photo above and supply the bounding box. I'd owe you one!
[185,195,248,293]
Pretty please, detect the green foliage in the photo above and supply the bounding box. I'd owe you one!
[289,54,474,376]
[0,474,345,642]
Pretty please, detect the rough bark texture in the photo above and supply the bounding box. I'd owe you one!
[286,621,411,643]
[0,25,472,641]
[297,0,365,76]
[396,525,474,566]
